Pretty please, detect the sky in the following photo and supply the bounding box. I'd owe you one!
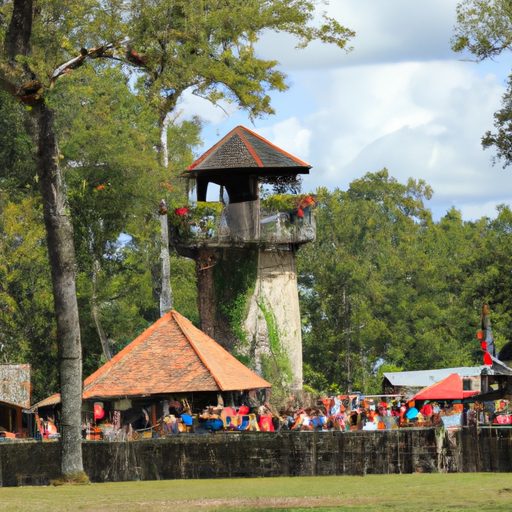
[178,0,512,220]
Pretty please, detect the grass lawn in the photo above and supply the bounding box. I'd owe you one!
[1,473,512,511]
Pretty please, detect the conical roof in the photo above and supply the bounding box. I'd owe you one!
[33,311,270,407]
[187,125,311,174]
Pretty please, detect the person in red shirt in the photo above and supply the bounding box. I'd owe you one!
[420,401,433,418]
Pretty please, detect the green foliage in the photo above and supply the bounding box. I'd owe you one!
[168,201,224,240]
[261,193,312,212]
[0,196,58,401]
[481,73,512,167]
[194,201,224,217]
[298,171,499,394]
[258,300,292,403]
[214,250,258,350]
[166,118,202,174]
[129,0,354,118]
[0,91,35,195]
[303,363,330,394]
[452,0,512,60]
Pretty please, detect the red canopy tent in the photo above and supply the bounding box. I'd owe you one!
[412,373,478,401]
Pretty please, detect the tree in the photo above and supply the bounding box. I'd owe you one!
[298,171,482,394]
[452,0,512,60]
[453,0,512,166]
[53,66,162,361]
[0,0,353,477]
[0,195,58,401]
[1,0,87,478]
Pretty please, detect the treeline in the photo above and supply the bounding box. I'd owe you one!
[298,171,512,394]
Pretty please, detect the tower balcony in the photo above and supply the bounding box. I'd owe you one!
[171,198,316,250]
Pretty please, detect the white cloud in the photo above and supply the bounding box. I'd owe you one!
[256,0,460,69]
[256,118,312,162]
[178,88,236,124]
[293,60,511,218]
[458,200,510,221]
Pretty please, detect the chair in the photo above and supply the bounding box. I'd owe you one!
[203,418,223,431]
[247,414,260,431]
[221,407,238,430]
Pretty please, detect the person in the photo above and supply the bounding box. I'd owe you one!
[420,401,433,419]
[405,402,419,422]
[297,195,316,222]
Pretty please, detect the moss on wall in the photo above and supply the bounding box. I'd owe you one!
[213,249,258,360]
[258,300,292,403]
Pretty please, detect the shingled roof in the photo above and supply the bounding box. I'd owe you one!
[34,311,270,408]
[187,125,311,174]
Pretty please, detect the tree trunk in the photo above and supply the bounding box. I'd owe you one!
[91,258,112,360]
[159,210,173,316]
[196,248,217,337]
[158,114,173,316]
[5,0,33,63]
[34,101,84,477]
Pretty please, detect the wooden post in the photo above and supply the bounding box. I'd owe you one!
[16,407,22,435]
[151,404,157,428]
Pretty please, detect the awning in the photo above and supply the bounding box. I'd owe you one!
[412,373,478,401]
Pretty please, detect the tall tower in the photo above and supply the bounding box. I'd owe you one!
[173,126,315,391]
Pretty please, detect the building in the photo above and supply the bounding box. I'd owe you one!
[33,310,271,428]
[382,366,484,397]
[0,364,30,436]
[174,125,315,390]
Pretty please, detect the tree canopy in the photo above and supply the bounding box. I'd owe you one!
[298,171,512,394]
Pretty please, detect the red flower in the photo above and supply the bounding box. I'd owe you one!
[175,207,189,216]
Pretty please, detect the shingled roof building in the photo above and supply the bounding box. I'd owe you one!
[187,125,311,203]
[34,311,271,424]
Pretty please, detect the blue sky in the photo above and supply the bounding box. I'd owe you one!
[178,0,512,220]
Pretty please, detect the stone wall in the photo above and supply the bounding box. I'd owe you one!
[1,428,511,487]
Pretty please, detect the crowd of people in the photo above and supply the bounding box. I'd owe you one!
[25,393,510,442]
[151,395,491,435]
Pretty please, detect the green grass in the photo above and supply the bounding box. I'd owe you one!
[0,473,512,511]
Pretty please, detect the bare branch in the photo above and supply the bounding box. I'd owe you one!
[49,37,145,87]
[191,88,230,117]
[49,49,88,85]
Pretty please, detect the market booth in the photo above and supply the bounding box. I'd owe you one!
[412,373,479,401]
[33,310,271,439]
[409,373,479,428]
